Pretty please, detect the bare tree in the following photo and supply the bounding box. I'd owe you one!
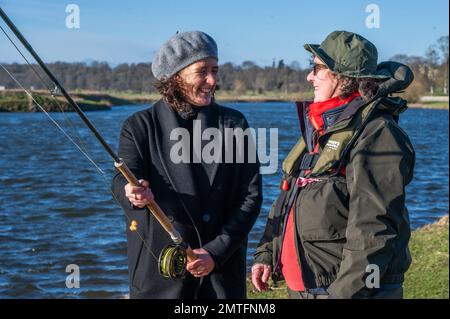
[426,45,440,94]
[437,36,449,94]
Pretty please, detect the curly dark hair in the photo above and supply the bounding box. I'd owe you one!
[154,75,194,115]
[335,74,386,101]
[154,75,216,116]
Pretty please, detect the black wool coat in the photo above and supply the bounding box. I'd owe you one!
[111,100,262,298]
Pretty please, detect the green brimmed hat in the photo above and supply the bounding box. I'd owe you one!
[304,30,389,79]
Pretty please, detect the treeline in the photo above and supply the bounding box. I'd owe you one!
[0,36,447,102]
[0,62,156,92]
[391,35,449,102]
[0,60,310,95]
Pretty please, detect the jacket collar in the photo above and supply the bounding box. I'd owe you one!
[296,96,367,138]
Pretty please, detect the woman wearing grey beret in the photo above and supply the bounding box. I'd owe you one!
[112,31,262,298]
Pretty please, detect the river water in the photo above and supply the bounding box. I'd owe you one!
[0,102,448,298]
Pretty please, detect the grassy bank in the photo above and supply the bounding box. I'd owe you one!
[404,215,449,298]
[214,90,313,102]
[409,101,449,110]
[74,90,313,103]
[105,90,449,110]
[1,89,448,111]
[0,90,127,112]
[247,215,449,299]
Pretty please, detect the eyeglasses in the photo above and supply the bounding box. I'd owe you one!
[312,63,328,75]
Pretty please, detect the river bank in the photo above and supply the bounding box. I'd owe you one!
[409,101,449,110]
[0,90,130,112]
[0,90,448,111]
[247,215,449,299]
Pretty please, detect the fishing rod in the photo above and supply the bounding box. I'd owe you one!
[0,7,196,279]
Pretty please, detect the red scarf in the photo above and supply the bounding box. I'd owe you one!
[308,92,360,133]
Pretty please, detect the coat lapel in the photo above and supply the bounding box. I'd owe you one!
[152,100,202,221]
[152,101,223,222]
[194,103,222,197]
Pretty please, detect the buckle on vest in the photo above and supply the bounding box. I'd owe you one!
[296,177,320,187]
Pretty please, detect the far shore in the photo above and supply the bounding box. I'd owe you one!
[408,102,449,110]
[0,89,448,111]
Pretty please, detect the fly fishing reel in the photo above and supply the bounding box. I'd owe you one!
[158,244,187,279]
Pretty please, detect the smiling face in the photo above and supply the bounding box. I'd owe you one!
[177,57,219,107]
[306,56,342,102]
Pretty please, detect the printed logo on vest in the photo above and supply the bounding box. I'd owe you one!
[326,140,340,151]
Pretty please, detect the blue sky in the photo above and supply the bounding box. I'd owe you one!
[0,0,448,68]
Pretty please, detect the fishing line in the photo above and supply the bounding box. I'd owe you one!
[0,22,96,159]
[1,62,160,263]
[0,23,52,91]
[1,62,161,264]
[0,63,106,174]
[0,9,197,278]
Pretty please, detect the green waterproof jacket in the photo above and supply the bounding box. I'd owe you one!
[253,62,416,298]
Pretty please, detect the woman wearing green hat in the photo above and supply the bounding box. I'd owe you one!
[252,31,415,299]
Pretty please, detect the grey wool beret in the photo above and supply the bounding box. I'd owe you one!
[151,31,218,80]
